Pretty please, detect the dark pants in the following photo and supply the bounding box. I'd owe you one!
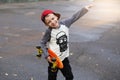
[48,58,74,80]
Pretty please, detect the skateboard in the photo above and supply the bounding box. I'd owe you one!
[36,46,63,71]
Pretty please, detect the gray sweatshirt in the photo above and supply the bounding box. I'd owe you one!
[40,7,88,61]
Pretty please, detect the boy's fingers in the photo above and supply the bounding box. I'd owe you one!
[89,4,94,8]
[85,4,93,10]
[47,56,52,63]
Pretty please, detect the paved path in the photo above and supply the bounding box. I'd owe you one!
[0,0,120,80]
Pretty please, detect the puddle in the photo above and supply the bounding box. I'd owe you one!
[70,23,116,42]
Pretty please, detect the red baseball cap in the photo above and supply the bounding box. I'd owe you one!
[41,9,61,23]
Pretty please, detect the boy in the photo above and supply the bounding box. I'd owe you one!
[40,4,92,80]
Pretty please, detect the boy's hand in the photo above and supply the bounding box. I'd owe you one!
[85,4,93,10]
[47,56,52,63]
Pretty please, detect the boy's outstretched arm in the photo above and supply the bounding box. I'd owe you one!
[61,4,93,28]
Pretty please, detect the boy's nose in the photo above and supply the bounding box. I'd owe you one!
[51,20,55,24]
[51,20,55,23]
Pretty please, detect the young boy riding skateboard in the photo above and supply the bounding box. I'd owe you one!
[40,4,93,80]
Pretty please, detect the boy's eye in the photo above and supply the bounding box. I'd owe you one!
[47,18,54,24]
[52,17,54,20]
[48,21,51,24]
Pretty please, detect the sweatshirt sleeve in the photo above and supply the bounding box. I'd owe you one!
[40,28,51,58]
[61,7,88,28]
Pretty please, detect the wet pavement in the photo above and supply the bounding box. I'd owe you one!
[0,0,120,80]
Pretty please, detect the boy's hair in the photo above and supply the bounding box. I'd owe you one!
[41,9,61,24]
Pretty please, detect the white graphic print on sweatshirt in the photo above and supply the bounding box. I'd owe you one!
[49,25,69,61]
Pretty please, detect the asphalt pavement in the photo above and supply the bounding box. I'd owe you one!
[0,0,120,80]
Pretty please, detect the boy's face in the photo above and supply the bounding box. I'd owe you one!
[45,13,59,28]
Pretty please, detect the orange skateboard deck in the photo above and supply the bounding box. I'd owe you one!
[48,49,64,69]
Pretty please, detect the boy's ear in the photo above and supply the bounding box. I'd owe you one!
[44,22,48,26]
[43,19,48,26]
